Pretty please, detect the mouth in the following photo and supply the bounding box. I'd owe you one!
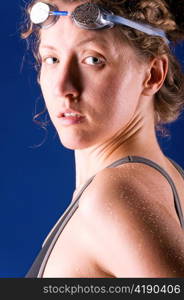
[57,112,85,126]
[61,112,83,117]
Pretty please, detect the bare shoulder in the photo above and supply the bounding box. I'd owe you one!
[80,163,176,219]
[79,165,184,277]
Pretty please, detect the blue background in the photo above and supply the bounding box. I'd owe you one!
[0,1,184,278]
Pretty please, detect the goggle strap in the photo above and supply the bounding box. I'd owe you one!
[51,11,70,16]
[105,15,169,44]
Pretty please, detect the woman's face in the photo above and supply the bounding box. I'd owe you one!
[39,0,148,150]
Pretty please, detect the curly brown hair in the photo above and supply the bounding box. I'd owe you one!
[21,0,184,136]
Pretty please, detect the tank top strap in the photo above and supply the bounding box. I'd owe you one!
[168,157,184,179]
[25,155,184,278]
[44,155,184,248]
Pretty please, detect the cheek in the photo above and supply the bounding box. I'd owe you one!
[94,70,142,126]
[85,70,121,103]
[40,73,54,112]
[87,72,127,113]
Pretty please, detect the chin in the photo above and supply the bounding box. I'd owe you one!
[58,134,91,150]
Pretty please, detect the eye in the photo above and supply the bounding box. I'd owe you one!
[43,57,59,65]
[83,56,104,65]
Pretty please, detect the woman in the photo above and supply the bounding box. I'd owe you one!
[22,0,184,277]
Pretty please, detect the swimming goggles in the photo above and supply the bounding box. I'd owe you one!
[30,2,169,44]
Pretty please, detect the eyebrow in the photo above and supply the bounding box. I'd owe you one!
[39,45,57,51]
[75,37,108,48]
[39,37,109,50]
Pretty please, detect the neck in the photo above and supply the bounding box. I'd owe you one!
[73,114,166,194]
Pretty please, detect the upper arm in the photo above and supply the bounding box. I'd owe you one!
[80,168,184,277]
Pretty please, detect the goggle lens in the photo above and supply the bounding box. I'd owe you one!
[30,2,59,27]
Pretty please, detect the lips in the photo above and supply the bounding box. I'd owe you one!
[56,108,84,118]
[56,108,85,126]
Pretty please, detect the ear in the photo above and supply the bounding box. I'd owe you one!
[142,55,168,96]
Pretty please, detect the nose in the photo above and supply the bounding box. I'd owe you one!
[53,57,82,102]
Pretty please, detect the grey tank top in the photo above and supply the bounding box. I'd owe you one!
[25,155,184,278]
